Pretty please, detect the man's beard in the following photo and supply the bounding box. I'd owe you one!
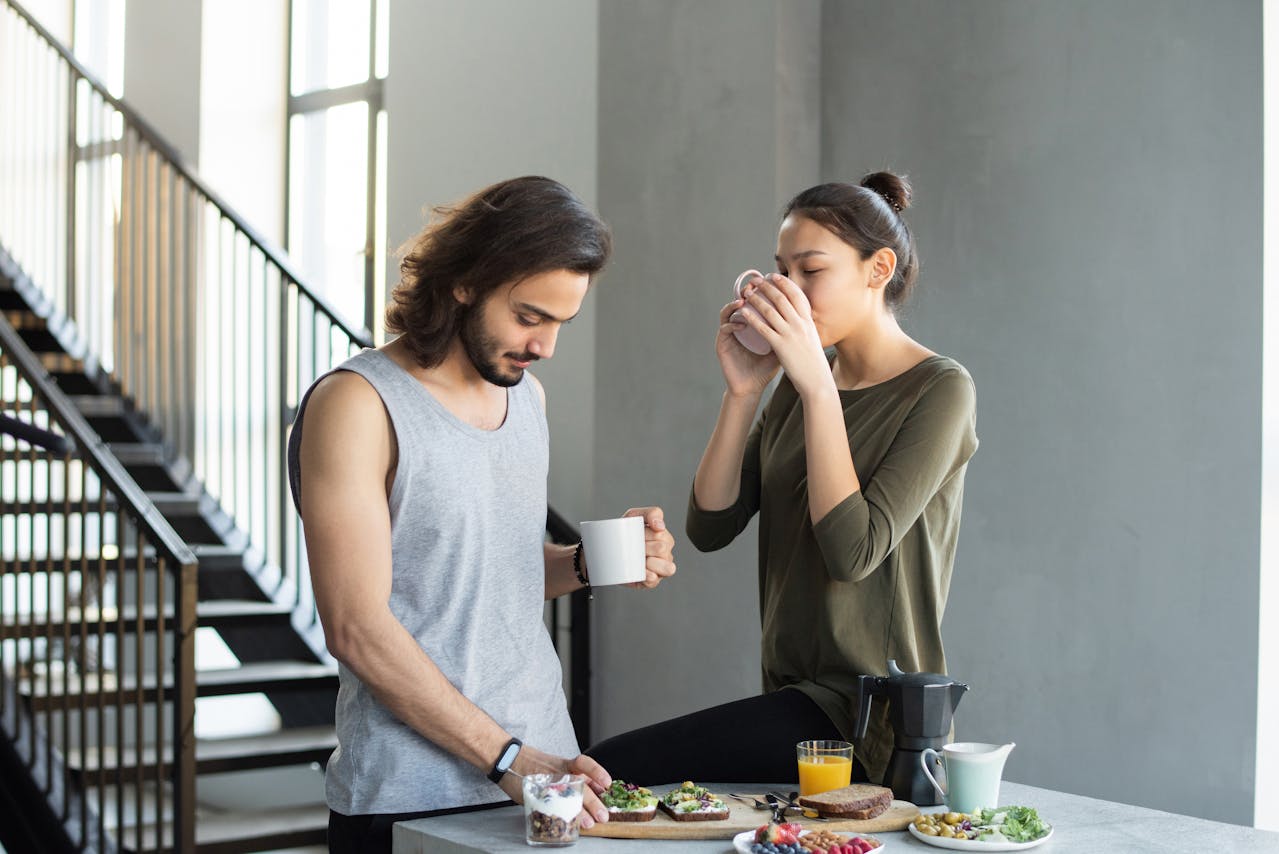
[459,307,537,388]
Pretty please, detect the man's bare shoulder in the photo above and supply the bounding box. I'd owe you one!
[300,371,393,462]
[305,371,385,423]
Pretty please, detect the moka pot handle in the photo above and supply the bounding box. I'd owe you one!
[854,674,878,741]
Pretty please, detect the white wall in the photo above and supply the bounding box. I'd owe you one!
[21,0,71,44]
[1259,0,1279,832]
[385,0,600,523]
[123,0,202,164]
[199,0,288,245]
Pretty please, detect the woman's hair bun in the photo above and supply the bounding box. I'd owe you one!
[860,171,912,213]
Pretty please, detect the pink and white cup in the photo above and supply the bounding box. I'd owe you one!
[730,269,773,356]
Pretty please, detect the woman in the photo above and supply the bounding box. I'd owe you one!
[587,172,978,786]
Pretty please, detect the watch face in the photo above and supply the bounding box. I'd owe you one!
[498,741,521,771]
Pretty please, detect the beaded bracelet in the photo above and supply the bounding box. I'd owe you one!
[573,542,592,600]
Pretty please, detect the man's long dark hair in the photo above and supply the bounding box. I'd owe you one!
[386,176,612,368]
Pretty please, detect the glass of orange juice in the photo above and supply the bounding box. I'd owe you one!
[796,739,854,796]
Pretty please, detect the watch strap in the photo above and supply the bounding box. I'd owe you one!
[487,737,522,784]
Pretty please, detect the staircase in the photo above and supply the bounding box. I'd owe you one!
[2,248,338,852]
[0,1,591,851]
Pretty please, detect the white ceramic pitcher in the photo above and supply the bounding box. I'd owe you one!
[920,742,1015,814]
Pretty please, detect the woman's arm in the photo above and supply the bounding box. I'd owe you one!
[811,370,977,582]
[692,390,764,511]
[685,296,781,551]
[798,383,864,524]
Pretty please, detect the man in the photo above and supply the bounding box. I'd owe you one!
[287,176,677,853]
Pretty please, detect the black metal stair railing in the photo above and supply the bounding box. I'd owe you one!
[0,0,371,631]
[1,313,199,851]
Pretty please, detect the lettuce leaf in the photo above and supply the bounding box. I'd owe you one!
[975,806,1050,842]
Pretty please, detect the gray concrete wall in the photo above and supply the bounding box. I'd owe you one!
[385,0,600,523]
[592,0,821,737]
[820,0,1262,824]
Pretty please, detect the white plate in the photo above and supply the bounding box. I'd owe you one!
[907,823,1053,851]
[732,828,888,853]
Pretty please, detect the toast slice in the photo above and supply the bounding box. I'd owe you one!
[600,780,658,822]
[658,781,730,822]
[797,783,892,819]
[657,801,730,821]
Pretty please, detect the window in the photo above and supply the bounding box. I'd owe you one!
[286,0,388,337]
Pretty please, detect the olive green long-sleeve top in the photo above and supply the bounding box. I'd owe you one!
[686,355,978,783]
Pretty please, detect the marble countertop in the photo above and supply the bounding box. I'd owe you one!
[393,780,1279,853]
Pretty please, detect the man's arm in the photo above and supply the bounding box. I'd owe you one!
[297,372,610,820]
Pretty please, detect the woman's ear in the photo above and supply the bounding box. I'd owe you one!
[867,248,898,290]
[452,285,472,305]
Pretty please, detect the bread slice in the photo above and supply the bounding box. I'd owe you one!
[600,780,659,821]
[657,801,730,821]
[657,781,730,821]
[797,783,892,819]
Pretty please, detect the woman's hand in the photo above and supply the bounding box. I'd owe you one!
[717,284,780,398]
[737,274,834,399]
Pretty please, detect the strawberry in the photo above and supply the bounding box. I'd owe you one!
[754,823,792,845]
[776,824,801,845]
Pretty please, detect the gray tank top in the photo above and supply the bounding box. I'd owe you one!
[287,348,580,815]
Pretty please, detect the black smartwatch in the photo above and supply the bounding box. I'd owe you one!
[487,737,523,783]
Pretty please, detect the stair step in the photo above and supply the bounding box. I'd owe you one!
[66,725,336,777]
[2,308,46,330]
[16,324,61,352]
[144,491,203,516]
[107,442,168,466]
[124,543,245,569]
[2,599,292,637]
[49,369,102,396]
[68,394,127,417]
[0,287,30,310]
[192,544,250,571]
[38,351,83,373]
[23,660,339,709]
[122,803,329,854]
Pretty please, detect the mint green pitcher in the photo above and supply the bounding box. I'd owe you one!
[920,742,1015,814]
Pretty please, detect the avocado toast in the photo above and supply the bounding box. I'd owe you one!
[657,781,730,821]
[599,780,658,821]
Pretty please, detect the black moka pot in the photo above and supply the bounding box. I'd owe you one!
[855,660,968,806]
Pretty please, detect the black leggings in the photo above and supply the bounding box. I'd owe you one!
[586,689,869,785]
[328,800,508,854]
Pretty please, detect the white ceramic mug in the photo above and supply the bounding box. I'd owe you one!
[730,269,773,355]
[579,516,647,586]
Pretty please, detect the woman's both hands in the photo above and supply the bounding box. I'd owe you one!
[722,272,832,399]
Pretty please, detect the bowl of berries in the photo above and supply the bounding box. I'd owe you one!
[733,823,885,854]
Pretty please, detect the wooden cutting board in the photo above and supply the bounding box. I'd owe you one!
[580,797,920,840]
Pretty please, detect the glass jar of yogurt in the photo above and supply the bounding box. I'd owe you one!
[522,773,585,847]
